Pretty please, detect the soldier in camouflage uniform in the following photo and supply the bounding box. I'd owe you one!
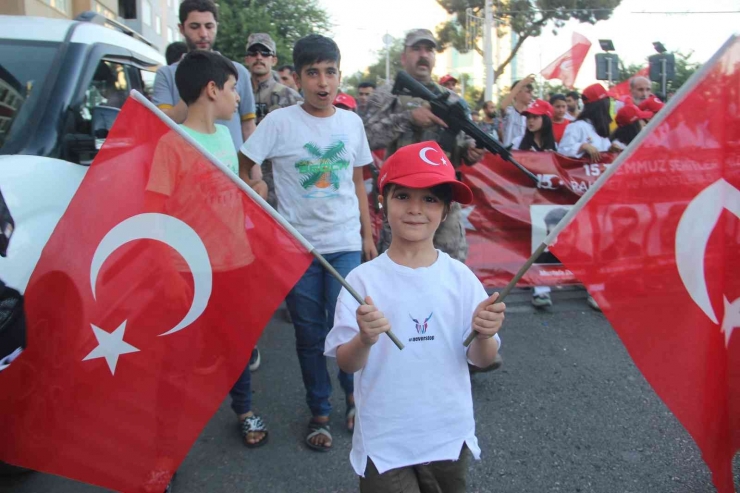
[244,33,303,208]
[363,29,485,262]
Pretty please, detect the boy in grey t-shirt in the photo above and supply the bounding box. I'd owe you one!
[151,0,256,151]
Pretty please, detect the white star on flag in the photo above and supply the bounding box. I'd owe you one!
[461,205,476,231]
[83,322,139,375]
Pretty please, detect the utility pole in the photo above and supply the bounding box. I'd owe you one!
[484,0,494,101]
[383,33,393,83]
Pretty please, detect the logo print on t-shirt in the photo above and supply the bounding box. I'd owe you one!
[410,313,433,334]
[294,141,350,198]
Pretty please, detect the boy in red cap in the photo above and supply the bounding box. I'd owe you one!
[325,141,505,492]
[638,95,664,119]
[334,92,357,112]
[611,104,653,150]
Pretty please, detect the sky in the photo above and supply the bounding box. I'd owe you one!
[318,0,740,89]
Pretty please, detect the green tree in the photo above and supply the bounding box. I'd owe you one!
[665,51,701,95]
[435,0,622,80]
[214,0,330,65]
[341,38,405,94]
[459,73,483,109]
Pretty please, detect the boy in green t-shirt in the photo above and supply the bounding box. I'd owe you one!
[174,50,268,447]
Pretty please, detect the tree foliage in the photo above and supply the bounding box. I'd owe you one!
[458,73,484,109]
[435,0,622,79]
[342,38,405,95]
[214,0,330,65]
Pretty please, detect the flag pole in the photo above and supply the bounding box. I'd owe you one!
[130,91,405,350]
[462,34,736,348]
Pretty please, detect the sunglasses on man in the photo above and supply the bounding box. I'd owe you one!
[247,49,274,58]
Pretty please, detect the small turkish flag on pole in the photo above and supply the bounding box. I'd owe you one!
[550,36,740,492]
[0,93,314,491]
[540,32,591,88]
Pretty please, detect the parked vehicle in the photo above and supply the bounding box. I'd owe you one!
[0,11,165,296]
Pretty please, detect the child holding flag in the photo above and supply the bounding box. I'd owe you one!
[325,141,505,492]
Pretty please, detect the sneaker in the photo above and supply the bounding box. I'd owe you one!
[531,293,553,308]
[586,295,602,312]
[249,346,261,372]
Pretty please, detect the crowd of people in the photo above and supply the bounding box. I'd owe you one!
[447,71,665,310]
[151,0,667,490]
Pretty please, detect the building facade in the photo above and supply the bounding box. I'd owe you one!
[0,0,179,52]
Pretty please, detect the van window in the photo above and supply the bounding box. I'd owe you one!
[0,40,60,151]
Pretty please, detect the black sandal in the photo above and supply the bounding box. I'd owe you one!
[241,414,268,448]
[306,420,332,452]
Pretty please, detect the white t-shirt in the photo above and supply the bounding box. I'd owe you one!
[241,105,373,254]
[557,120,612,158]
[502,105,527,148]
[325,251,502,476]
[564,112,577,122]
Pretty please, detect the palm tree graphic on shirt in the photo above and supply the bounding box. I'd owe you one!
[295,141,350,196]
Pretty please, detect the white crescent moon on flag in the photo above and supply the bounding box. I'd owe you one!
[675,179,740,324]
[90,213,212,337]
[419,146,443,166]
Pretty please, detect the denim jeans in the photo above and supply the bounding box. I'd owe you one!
[286,250,360,417]
[229,364,251,416]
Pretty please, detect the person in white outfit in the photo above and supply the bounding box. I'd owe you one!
[558,83,619,160]
[325,141,505,493]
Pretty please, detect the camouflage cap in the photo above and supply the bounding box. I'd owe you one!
[246,33,276,54]
[404,29,437,48]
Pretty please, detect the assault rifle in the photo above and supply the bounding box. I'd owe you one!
[392,70,538,184]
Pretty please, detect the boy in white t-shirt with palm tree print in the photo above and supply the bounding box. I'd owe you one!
[239,34,376,452]
[325,141,505,492]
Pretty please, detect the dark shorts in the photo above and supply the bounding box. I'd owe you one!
[359,444,470,493]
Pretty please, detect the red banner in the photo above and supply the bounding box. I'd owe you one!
[461,151,616,288]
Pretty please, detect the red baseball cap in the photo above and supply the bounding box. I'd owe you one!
[615,104,653,127]
[378,141,473,204]
[638,96,664,116]
[334,93,357,110]
[522,99,553,118]
[439,74,458,86]
[582,83,609,103]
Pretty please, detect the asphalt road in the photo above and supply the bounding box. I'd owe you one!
[2,287,738,493]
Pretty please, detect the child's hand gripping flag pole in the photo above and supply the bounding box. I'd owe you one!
[466,35,740,493]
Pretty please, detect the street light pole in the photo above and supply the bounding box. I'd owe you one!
[661,57,667,97]
[484,0,494,101]
[383,33,393,83]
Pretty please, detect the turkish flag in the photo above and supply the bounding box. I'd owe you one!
[550,36,740,492]
[540,32,591,88]
[609,67,650,101]
[0,95,313,491]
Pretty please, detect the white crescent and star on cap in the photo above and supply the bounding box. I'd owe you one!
[419,147,449,166]
[83,213,213,375]
[675,178,740,347]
